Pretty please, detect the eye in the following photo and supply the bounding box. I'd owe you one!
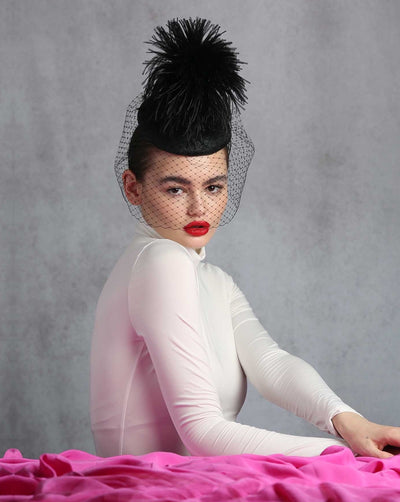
[207,184,224,193]
[167,187,184,195]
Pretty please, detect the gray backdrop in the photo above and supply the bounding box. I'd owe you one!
[2,0,400,458]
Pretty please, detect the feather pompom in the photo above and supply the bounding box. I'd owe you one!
[138,17,248,148]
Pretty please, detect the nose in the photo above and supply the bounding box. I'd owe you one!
[187,191,206,217]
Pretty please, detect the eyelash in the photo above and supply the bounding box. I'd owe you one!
[166,185,225,195]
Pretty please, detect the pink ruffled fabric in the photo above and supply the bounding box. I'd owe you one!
[1,446,400,501]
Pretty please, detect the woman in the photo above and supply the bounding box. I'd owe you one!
[90,18,400,458]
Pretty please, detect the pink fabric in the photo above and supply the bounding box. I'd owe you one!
[1,446,399,501]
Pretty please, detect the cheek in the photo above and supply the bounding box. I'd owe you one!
[142,194,187,224]
[157,198,186,217]
[141,191,168,212]
[213,193,228,215]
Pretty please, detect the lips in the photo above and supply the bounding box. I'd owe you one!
[183,221,210,236]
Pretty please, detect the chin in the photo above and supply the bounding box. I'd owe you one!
[179,231,214,249]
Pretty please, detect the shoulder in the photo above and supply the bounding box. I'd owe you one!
[128,239,199,311]
[132,238,194,278]
[137,238,192,262]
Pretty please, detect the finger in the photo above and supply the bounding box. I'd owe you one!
[372,449,393,459]
[354,440,394,459]
[356,446,393,459]
[384,428,400,447]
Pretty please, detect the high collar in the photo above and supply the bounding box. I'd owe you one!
[134,221,206,266]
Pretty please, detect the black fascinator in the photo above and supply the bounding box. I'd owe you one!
[138,18,248,155]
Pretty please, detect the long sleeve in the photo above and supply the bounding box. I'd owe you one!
[230,279,361,436]
[128,239,351,456]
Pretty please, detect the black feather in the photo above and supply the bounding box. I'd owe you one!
[138,17,248,152]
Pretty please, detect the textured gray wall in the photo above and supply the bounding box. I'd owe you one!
[3,0,400,458]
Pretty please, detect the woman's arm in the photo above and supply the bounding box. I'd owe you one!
[230,279,400,457]
[128,240,346,456]
[230,279,360,436]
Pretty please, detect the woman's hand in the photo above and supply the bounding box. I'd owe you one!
[332,412,400,458]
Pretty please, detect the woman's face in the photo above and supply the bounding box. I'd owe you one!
[124,148,228,251]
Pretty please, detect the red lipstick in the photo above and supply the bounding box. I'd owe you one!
[183,221,210,236]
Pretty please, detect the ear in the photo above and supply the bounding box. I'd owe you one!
[122,169,142,205]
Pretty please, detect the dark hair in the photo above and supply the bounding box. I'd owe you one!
[127,127,158,182]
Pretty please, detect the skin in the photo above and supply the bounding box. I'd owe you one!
[332,412,400,458]
[123,147,228,253]
[123,146,400,458]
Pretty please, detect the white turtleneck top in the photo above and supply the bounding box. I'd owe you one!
[90,222,358,457]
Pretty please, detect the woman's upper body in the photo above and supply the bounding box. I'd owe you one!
[92,17,400,459]
[90,221,359,457]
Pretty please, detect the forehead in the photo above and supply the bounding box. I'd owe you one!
[145,148,228,180]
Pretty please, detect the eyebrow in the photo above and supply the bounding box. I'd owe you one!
[158,175,228,186]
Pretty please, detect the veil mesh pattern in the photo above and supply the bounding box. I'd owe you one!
[114,94,255,228]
